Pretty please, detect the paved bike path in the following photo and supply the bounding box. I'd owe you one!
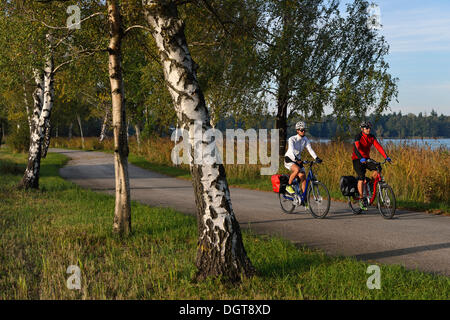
[51,148,450,276]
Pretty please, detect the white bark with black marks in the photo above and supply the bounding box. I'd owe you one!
[99,106,110,142]
[20,69,45,189]
[108,0,132,236]
[20,33,56,188]
[143,0,254,282]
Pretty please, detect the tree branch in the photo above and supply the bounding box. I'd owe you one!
[123,25,153,36]
[32,12,104,30]
[53,49,104,74]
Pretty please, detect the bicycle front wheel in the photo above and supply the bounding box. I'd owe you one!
[307,181,330,219]
[279,192,296,214]
[377,184,396,219]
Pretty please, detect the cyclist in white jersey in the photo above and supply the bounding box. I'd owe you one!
[284,121,322,194]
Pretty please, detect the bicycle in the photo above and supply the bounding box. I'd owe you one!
[278,160,331,218]
[348,159,396,219]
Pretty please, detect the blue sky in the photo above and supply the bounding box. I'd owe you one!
[342,0,450,115]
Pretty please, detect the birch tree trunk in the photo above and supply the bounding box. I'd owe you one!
[41,121,51,158]
[126,119,130,143]
[20,35,55,189]
[143,1,254,282]
[134,123,141,149]
[99,106,110,142]
[76,113,85,149]
[108,0,131,236]
[23,85,32,135]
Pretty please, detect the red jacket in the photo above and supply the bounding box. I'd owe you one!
[352,132,387,161]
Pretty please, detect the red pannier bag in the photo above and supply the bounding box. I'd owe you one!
[271,174,281,192]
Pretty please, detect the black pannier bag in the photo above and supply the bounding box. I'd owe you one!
[340,176,358,196]
[279,174,289,193]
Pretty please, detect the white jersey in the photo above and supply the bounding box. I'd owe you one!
[284,135,317,162]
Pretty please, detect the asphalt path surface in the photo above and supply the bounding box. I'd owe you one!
[51,148,450,276]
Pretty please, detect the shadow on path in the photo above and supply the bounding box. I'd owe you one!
[354,242,450,260]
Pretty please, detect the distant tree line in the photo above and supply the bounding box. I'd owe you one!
[307,110,450,139]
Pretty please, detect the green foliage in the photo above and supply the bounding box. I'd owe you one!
[6,120,30,153]
[256,0,398,133]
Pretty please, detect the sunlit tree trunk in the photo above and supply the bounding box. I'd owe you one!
[108,0,131,236]
[23,85,32,135]
[99,106,110,142]
[20,55,52,189]
[143,1,254,282]
[134,123,141,149]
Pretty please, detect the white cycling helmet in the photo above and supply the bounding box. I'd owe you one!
[295,121,307,130]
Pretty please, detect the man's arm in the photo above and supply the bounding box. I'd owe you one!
[353,134,364,160]
[373,138,388,159]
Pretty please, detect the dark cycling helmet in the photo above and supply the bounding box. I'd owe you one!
[360,121,372,128]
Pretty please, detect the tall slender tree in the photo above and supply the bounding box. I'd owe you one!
[142,0,255,282]
[107,0,132,235]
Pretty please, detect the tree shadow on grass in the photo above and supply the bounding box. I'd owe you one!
[254,250,333,278]
[0,158,25,175]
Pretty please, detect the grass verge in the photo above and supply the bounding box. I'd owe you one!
[2,147,448,299]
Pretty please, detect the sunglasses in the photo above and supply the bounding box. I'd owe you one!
[362,126,371,129]
[298,129,306,132]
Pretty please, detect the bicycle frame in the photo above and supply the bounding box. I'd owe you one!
[353,159,386,205]
[282,162,316,203]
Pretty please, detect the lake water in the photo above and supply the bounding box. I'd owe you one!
[379,138,450,150]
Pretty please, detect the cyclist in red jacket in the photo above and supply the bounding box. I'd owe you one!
[353,121,391,209]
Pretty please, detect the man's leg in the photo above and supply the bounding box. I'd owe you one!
[357,180,364,197]
[353,160,366,197]
[353,159,368,209]
[371,171,378,180]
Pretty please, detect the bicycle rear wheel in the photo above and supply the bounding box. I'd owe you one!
[307,181,330,219]
[378,184,396,219]
[279,192,296,214]
[348,196,363,214]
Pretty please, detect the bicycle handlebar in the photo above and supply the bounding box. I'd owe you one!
[366,158,388,165]
[300,160,321,165]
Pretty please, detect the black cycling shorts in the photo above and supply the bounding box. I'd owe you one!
[352,159,380,180]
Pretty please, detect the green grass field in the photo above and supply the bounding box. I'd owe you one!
[1,147,449,299]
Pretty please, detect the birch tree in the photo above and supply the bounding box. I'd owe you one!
[6,0,106,189]
[142,0,255,282]
[107,0,132,235]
